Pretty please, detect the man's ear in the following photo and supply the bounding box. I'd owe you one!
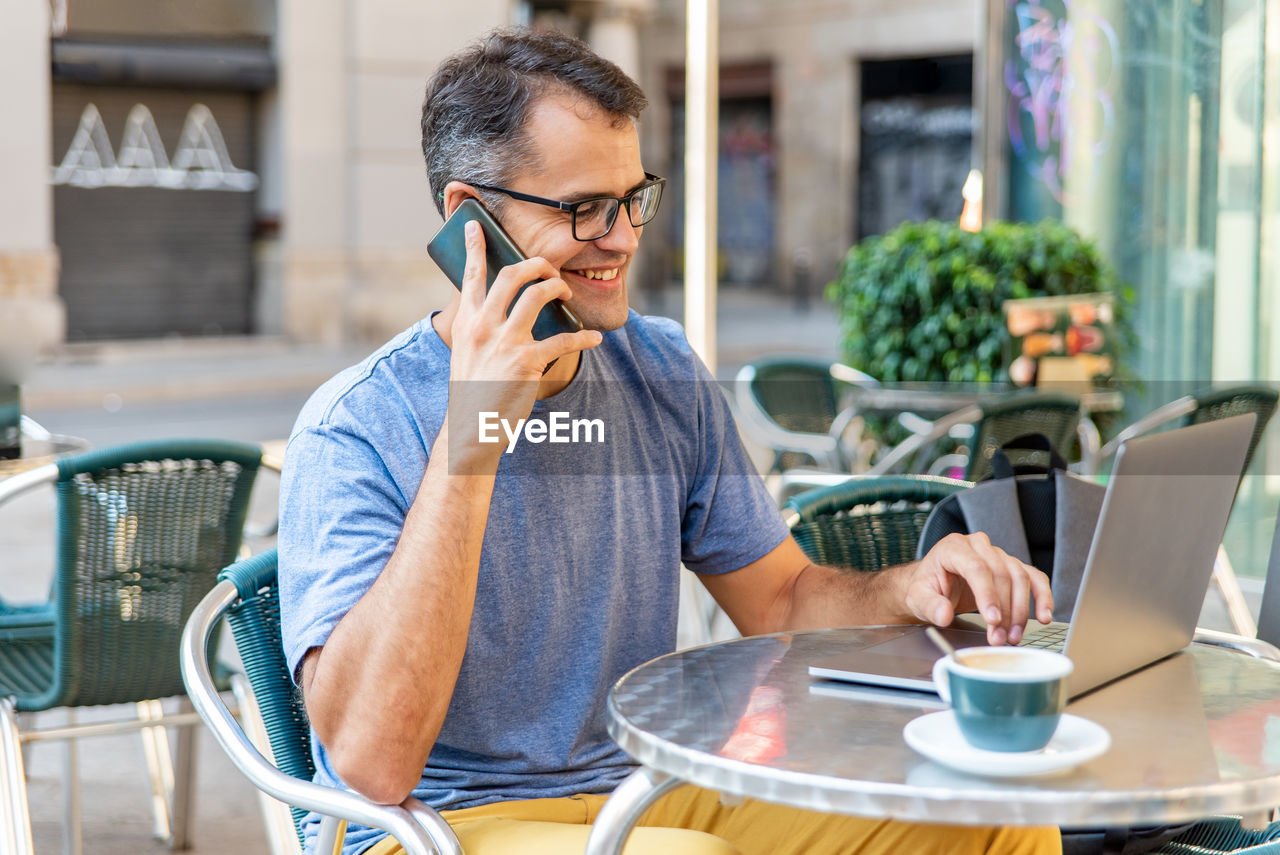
[441,181,480,218]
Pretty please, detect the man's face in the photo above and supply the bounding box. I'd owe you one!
[487,93,647,332]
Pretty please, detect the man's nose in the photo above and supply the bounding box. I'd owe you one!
[595,211,640,254]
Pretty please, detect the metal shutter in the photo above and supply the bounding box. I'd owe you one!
[52,83,258,340]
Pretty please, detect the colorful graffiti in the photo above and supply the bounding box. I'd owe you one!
[1005,0,1118,203]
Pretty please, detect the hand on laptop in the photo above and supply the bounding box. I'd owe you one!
[904,532,1053,645]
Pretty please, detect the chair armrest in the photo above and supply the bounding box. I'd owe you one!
[828,363,879,389]
[1193,627,1280,662]
[0,463,58,506]
[773,468,855,510]
[0,604,55,642]
[180,581,464,855]
[1097,396,1196,463]
[1073,418,1103,476]
[866,405,982,476]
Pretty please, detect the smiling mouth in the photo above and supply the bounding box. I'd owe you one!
[567,267,619,282]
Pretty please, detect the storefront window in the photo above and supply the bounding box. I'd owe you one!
[996,0,1278,575]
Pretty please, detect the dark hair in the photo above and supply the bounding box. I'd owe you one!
[421,27,648,216]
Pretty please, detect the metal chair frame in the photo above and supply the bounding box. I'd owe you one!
[734,356,877,474]
[180,549,462,855]
[864,391,1086,481]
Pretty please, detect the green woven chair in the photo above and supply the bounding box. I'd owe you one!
[966,391,1083,481]
[180,548,462,855]
[0,439,262,854]
[735,354,877,474]
[1097,384,1278,475]
[1151,817,1280,854]
[866,390,1083,482]
[783,475,971,572]
[1094,384,1279,637]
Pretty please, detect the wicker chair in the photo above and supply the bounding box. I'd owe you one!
[1093,384,1279,636]
[1152,818,1280,854]
[783,475,971,572]
[1096,384,1278,475]
[180,548,462,855]
[735,354,877,474]
[867,390,1083,483]
[0,439,262,855]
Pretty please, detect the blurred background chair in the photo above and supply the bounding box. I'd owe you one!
[866,390,1083,482]
[1094,384,1279,637]
[1095,384,1278,476]
[180,548,462,855]
[734,354,878,474]
[783,475,971,573]
[0,439,263,855]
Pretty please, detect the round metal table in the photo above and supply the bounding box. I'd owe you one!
[0,433,90,479]
[584,627,1280,854]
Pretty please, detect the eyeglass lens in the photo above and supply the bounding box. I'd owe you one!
[574,181,664,241]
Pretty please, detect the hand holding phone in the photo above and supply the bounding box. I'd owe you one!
[427,198,583,341]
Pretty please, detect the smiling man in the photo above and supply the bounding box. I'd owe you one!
[277,27,1058,855]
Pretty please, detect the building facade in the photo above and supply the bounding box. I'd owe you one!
[2,0,981,351]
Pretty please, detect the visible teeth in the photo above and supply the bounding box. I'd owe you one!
[573,268,618,281]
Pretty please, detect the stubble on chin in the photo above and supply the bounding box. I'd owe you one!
[569,297,631,333]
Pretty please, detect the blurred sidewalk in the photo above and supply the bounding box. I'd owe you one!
[22,336,372,412]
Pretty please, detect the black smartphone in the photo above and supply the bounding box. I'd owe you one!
[427,198,583,341]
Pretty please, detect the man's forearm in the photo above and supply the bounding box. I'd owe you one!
[301,424,498,804]
[778,561,919,631]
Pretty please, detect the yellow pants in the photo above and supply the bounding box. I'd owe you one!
[364,784,1061,855]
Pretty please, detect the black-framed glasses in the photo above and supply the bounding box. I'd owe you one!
[469,173,666,242]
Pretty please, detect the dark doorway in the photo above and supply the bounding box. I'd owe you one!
[857,55,974,240]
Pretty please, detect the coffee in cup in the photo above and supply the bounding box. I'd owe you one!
[931,646,1073,752]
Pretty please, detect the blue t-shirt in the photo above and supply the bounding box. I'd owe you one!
[278,310,788,852]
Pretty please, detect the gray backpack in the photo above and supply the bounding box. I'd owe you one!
[915,434,1105,622]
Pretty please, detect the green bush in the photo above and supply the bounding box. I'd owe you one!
[825,219,1134,384]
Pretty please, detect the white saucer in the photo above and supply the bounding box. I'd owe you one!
[903,711,1110,778]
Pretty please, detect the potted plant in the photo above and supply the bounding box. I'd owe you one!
[826,219,1134,386]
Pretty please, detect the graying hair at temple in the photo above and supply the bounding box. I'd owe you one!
[420,26,649,218]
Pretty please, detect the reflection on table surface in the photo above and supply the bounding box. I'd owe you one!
[607,626,1280,829]
[0,419,90,479]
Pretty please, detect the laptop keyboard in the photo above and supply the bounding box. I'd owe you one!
[1018,625,1069,651]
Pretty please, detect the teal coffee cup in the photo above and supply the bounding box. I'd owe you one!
[931,646,1073,752]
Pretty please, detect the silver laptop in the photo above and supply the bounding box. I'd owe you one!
[808,413,1256,698]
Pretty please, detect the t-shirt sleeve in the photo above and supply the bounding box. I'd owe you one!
[277,422,411,682]
[680,365,790,576]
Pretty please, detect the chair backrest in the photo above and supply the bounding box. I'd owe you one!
[784,475,971,572]
[219,548,314,843]
[44,439,261,709]
[1255,504,1280,651]
[1188,384,1279,473]
[743,354,844,436]
[967,391,1082,481]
